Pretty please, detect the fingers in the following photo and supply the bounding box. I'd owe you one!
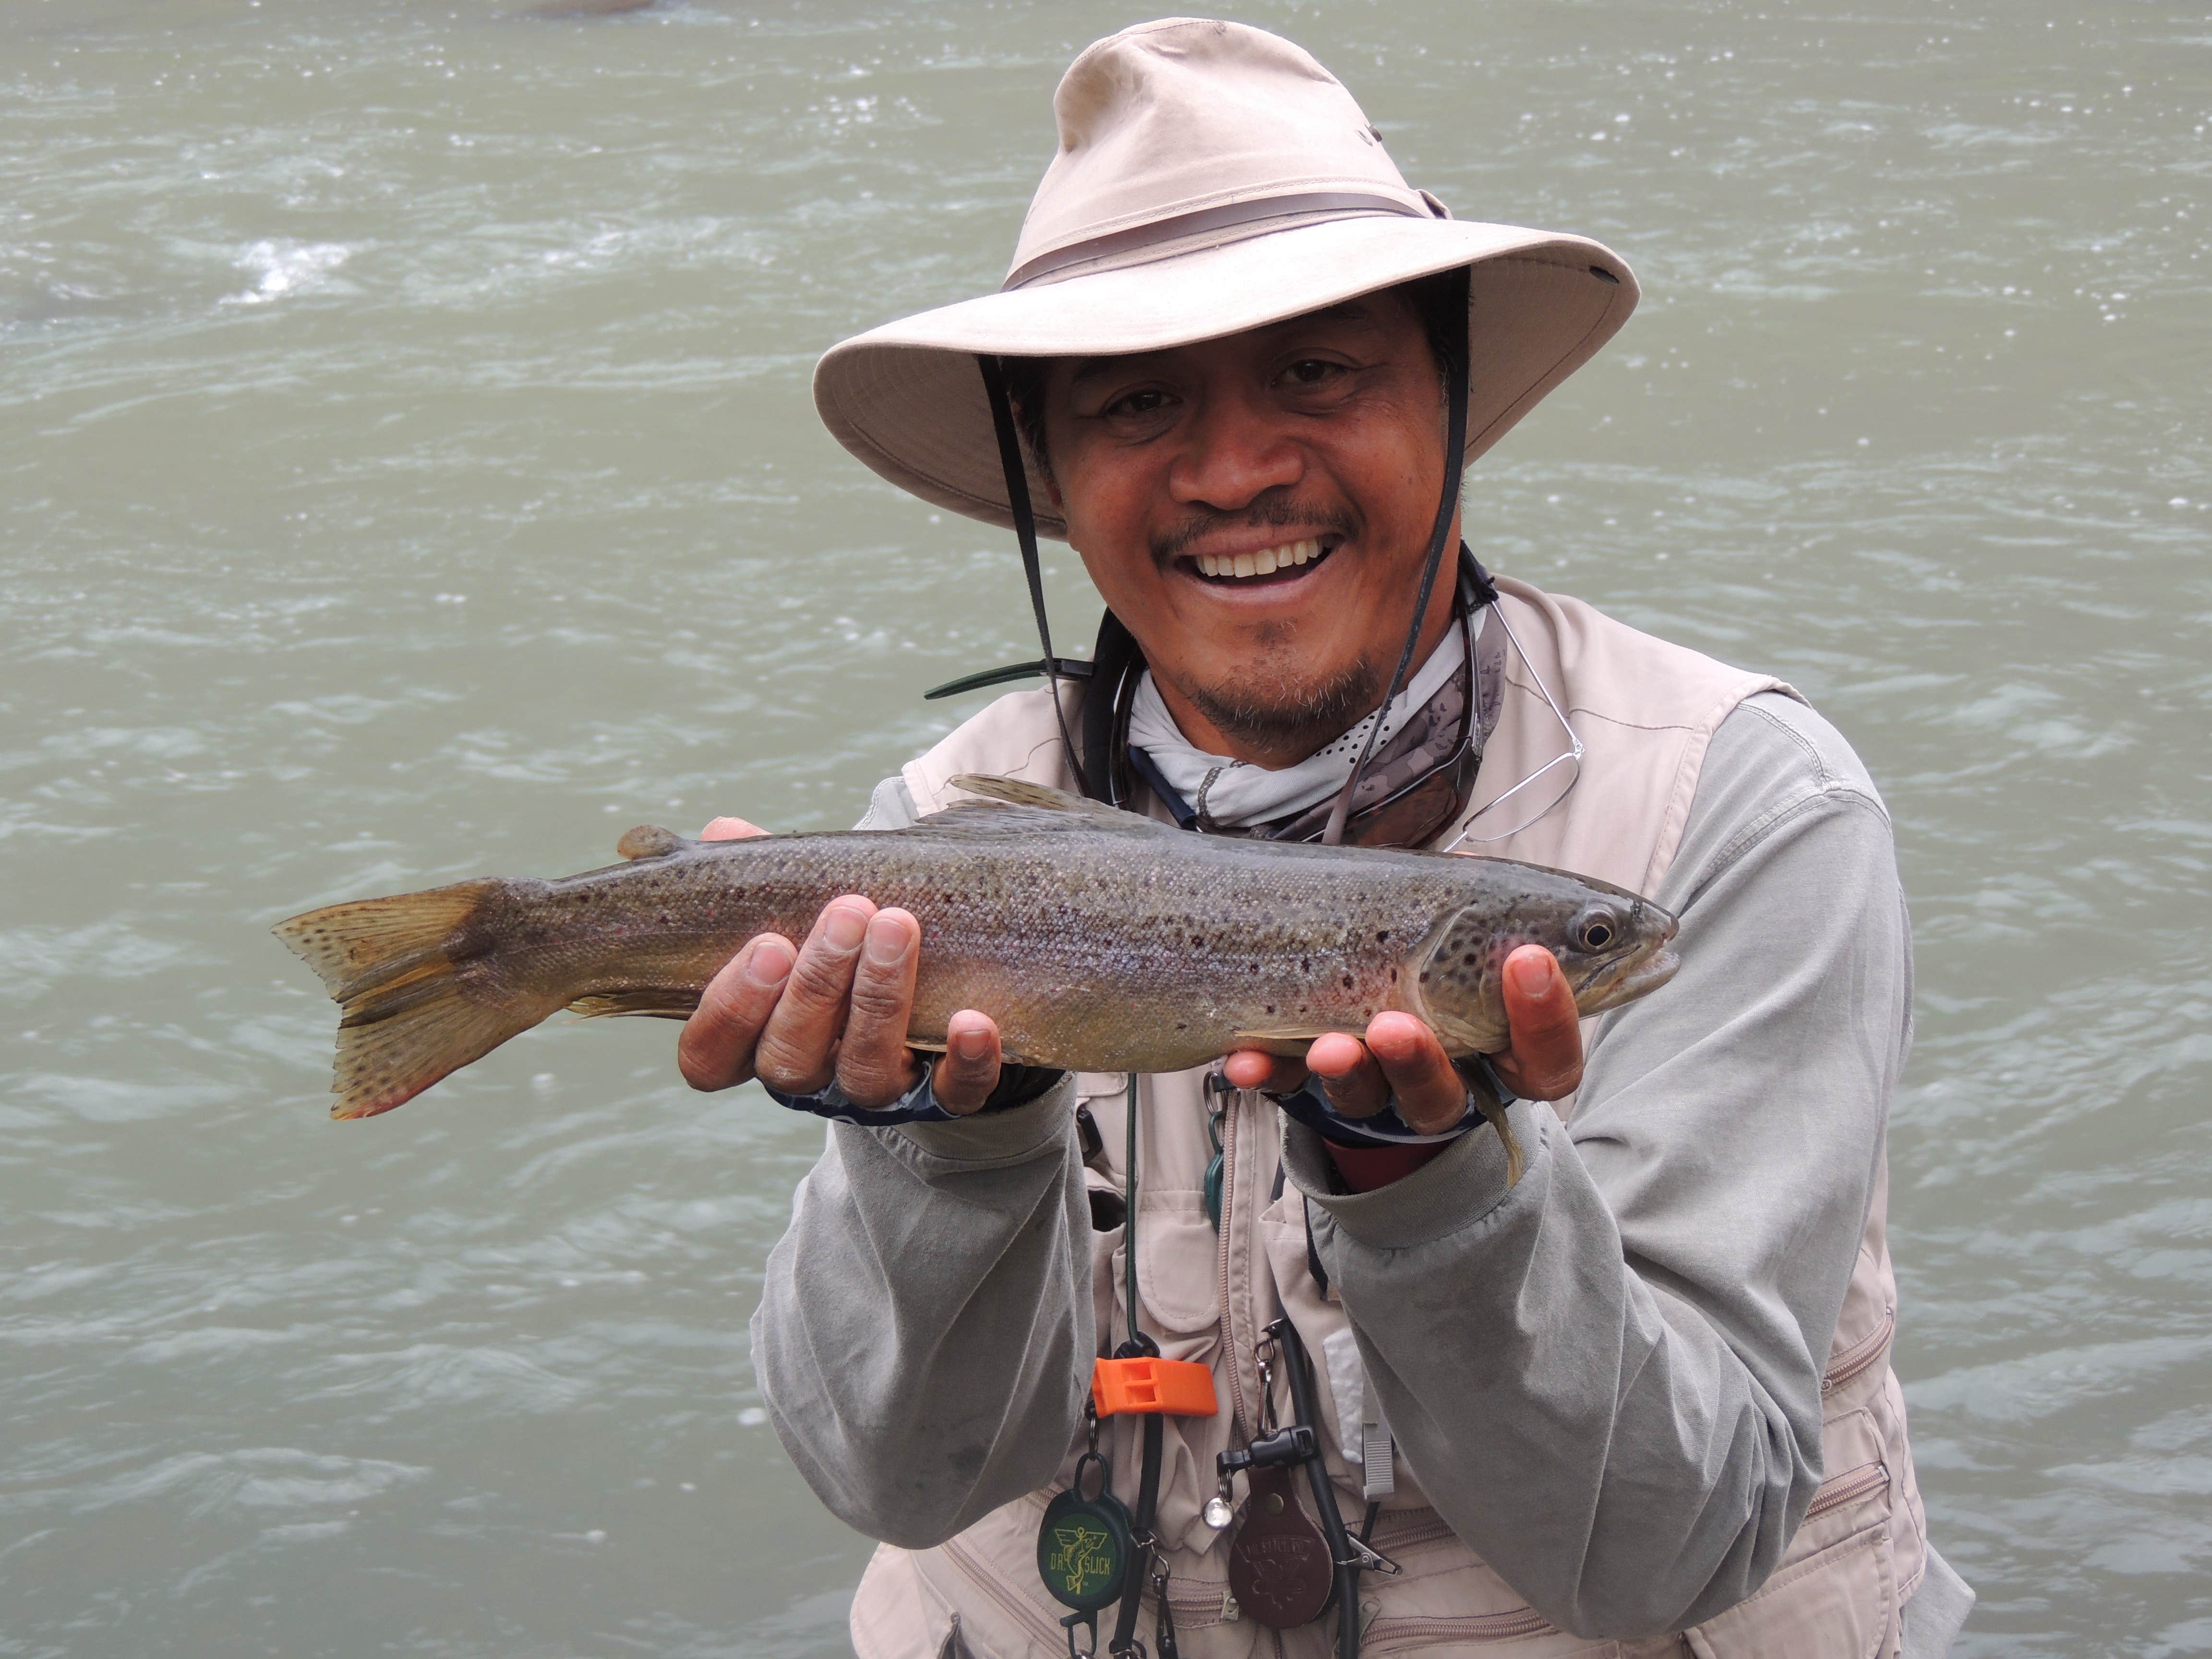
[700,816,769,841]
[1361,1012,1469,1133]
[751,897,875,1098]
[1305,1031,1390,1118]
[678,933,795,1092]
[932,1011,1004,1115]
[1223,1048,1308,1094]
[1489,944,1585,1102]
[830,908,926,1107]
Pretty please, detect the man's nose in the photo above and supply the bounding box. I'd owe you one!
[1167,390,1302,511]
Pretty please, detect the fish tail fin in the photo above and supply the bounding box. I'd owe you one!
[273,880,558,1119]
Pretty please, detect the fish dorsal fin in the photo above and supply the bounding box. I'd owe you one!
[917,774,1172,837]
[616,824,687,860]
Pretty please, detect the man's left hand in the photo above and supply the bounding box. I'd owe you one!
[1221,943,1584,1132]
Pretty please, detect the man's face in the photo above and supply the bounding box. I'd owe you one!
[1037,289,1459,769]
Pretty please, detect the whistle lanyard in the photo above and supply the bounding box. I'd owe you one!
[1045,1073,1216,1659]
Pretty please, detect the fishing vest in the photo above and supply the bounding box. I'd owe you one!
[848,576,1927,1659]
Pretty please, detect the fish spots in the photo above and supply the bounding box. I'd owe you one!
[1376,929,1390,943]
[1341,974,1354,988]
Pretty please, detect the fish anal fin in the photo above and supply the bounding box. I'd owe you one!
[616,825,687,860]
[566,987,702,1021]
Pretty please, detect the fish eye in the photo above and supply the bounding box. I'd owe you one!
[1574,907,1619,952]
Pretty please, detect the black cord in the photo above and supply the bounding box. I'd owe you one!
[1271,1317,1364,1659]
[1108,1071,1160,1657]
[1322,264,1473,847]
[977,354,1090,798]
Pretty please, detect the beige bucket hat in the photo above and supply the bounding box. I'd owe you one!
[812,16,1638,540]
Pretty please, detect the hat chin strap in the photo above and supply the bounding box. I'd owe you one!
[975,258,1472,834]
[1322,261,1471,847]
[976,352,1090,798]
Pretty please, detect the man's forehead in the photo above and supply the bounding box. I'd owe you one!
[1064,297,1398,386]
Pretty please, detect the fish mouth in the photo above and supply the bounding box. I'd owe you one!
[1571,948,1680,1015]
[1568,904,1682,1015]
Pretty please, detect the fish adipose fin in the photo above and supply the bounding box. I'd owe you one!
[273,880,561,1120]
[567,987,701,1021]
[927,774,1175,836]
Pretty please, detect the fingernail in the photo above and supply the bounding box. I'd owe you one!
[951,1026,991,1062]
[863,915,909,966]
[1509,951,1552,995]
[745,938,793,985]
[822,905,867,951]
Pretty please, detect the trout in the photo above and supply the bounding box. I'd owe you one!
[275,775,1679,1142]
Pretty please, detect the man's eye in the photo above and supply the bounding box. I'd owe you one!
[1105,388,1172,419]
[1282,359,1344,386]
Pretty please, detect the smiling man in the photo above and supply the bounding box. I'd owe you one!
[682,20,1972,1659]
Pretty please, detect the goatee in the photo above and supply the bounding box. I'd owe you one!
[1169,654,1383,768]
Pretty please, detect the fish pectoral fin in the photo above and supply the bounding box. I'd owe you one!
[615,825,689,860]
[566,988,702,1021]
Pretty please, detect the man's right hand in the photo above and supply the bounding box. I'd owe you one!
[675,817,1006,1114]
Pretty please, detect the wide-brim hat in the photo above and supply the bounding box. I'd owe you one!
[813,17,1638,541]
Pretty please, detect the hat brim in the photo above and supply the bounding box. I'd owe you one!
[812,215,1636,539]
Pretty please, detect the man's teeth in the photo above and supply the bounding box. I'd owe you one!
[1194,539,1324,580]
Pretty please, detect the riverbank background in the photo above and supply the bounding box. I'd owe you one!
[3,1,2206,1652]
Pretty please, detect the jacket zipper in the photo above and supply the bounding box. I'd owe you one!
[940,1531,1067,1647]
[1820,1302,1895,1398]
[1803,1459,1889,1522]
[1216,1087,1250,1438]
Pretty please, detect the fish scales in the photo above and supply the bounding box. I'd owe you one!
[275,775,1679,1120]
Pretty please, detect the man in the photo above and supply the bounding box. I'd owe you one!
[683,20,1974,1657]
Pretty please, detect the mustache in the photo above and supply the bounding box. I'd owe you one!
[1150,490,1357,563]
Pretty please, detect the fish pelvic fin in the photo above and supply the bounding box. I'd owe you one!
[274,881,560,1119]
[566,987,700,1021]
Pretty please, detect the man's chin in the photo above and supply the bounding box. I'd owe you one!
[1168,657,1382,761]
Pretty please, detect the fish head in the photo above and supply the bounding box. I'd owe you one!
[1408,865,1680,1055]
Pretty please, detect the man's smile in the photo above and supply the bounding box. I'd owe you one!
[1177,534,1342,589]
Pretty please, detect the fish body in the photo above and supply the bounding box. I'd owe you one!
[276,776,1678,1121]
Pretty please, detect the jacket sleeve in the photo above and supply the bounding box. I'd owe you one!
[749,772,1092,1547]
[752,1081,1094,1547]
[1283,693,1912,1637]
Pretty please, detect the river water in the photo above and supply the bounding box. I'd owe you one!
[2,1,2205,1653]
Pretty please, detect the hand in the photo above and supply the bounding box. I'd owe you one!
[675,817,1005,1113]
[1221,944,1585,1131]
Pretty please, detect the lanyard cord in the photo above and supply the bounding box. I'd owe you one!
[1109,1071,1162,1658]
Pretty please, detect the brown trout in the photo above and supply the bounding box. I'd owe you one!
[275,775,1678,1125]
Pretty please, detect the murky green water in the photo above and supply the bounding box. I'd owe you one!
[2,1,2206,1652]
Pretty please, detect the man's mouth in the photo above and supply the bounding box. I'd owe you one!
[1181,537,1336,586]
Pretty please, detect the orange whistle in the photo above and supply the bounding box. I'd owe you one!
[1092,1356,1218,1418]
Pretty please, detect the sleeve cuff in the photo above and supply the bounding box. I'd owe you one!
[1281,1097,1545,1249]
[894,1071,1080,1164]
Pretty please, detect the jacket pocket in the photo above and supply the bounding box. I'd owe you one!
[1683,1519,1897,1659]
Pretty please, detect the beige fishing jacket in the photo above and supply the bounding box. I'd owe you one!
[758,577,1945,1657]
